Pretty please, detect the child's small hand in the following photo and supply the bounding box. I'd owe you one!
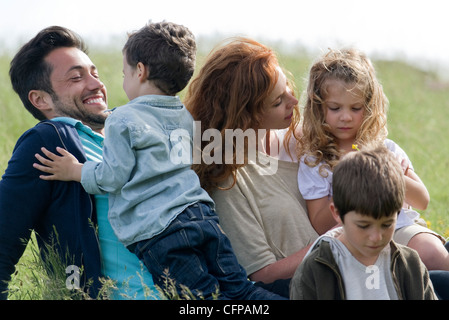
[33,147,83,182]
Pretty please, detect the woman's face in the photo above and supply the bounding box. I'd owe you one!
[259,67,298,130]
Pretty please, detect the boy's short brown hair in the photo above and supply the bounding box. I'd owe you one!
[123,21,196,95]
[332,144,405,221]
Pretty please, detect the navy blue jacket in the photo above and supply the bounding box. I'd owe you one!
[0,120,102,299]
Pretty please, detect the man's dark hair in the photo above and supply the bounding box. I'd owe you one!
[123,21,196,95]
[9,26,87,120]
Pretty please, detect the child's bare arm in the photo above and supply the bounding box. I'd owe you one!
[397,156,430,210]
[33,147,83,182]
[306,197,339,235]
[404,169,430,210]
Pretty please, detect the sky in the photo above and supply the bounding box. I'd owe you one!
[2,0,449,72]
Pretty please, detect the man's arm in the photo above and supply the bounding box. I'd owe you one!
[0,129,53,299]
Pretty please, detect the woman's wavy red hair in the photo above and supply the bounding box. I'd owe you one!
[185,37,281,192]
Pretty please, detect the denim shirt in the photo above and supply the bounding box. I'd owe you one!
[52,117,157,299]
[81,95,214,247]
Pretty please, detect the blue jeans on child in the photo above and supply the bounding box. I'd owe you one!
[132,202,285,300]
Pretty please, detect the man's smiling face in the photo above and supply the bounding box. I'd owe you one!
[45,46,108,130]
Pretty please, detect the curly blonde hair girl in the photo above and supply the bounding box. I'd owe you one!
[185,37,299,193]
[299,48,388,174]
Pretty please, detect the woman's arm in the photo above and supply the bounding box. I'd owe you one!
[213,166,317,285]
[249,244,311,283]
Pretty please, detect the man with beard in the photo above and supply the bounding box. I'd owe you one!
[0,26,154,299]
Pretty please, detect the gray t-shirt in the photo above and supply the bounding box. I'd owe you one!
[212,152,319,275]
[323,236,398,300]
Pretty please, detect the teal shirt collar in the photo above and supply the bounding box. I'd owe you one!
[51,117,104,144]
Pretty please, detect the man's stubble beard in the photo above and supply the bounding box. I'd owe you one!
[51,94,108,131]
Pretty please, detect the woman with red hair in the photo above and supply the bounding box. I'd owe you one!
[185,38,318,297]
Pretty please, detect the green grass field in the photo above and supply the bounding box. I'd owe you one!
[1,43,448,299]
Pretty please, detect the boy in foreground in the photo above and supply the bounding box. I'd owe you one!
[290,145,437,300]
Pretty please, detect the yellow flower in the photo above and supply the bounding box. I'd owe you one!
[352,144,360,151]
